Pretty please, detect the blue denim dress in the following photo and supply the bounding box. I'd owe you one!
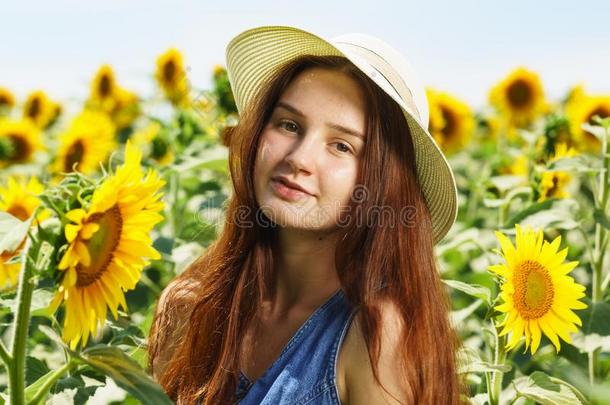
[235,288,357,405]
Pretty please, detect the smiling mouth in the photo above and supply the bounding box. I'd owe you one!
[270,178,311,201]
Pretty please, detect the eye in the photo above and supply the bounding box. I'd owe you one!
[278,120,299,134]
[333,142,353,155]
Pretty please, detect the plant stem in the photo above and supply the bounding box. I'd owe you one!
[0,339,11,368]
[28,361,75,405]
[488,200,510,405]
[589,122,610,387]
[8,238,36,405]
[489,321,507,405]
[169,170,180,236]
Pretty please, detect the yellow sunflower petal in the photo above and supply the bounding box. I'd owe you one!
[538,315,561,352]
[66,208,86,223]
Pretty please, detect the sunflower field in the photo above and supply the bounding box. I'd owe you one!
[0,48,609,404]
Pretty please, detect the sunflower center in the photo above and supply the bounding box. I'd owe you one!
[163,60,177,83]
[0,95,11,107]
[7,134,31,162]
[64,140,85,172]
[8,204,30,221]
[440,107,457,137]
[546,174,560,198]
[27,98,41,119]
[587,106,610,124]
[583,106,610,144]
[507,79,532,108]
[75,205,123,288]
[99,74,112,98]
[152,136,169,160]
[513,260,554,319]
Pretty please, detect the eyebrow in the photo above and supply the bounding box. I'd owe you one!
[276,101,365,140]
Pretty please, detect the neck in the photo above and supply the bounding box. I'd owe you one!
[268,227,342,316]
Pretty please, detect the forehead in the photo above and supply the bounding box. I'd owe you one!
[276,67,367,129]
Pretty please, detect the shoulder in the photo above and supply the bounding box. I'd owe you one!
[149,276,201,380]
[341,298,412,405]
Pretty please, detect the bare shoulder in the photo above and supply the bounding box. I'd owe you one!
[340,298,412,405]
[149,276,201,380]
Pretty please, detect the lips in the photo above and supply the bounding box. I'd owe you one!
[271,176,312,195]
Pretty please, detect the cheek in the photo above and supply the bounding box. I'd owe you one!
[254,131,290,190]
[256,130,291,168]
[320,162,359,205]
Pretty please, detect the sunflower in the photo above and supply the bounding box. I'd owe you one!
[0,176,49,221]
[86,66,140,130]
[538,143,578,202]
[0,119,44,166]
[565,93,610,153]
[110,87,140,130]
[476,114,501,142]
[155,48,190,106]
[131,121,174,165]
[0,176,49,289]
[564,83,586,106]
[426,88,475,154]
[54,110,116,175]
[90,65,117,107]
[0,251,20,290]
[489,67,548,128]
[213,64,227,79]
[49,141,165,348]
[489,224,587,354]
[499,154,529,177]
[23,90,56,128]
[0,87,15,113]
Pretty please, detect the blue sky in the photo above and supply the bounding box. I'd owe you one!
[2,0,609,111]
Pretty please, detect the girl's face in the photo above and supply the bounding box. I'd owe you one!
[253,67,367,232]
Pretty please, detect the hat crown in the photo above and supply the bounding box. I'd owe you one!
[330,33,429,130]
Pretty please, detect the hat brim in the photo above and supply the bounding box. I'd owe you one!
[225,25,457,245]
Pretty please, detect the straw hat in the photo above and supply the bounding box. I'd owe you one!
[225,25,458,245]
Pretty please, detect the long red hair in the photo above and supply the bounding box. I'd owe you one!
[148,55,468,404]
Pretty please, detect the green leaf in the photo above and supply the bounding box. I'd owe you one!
[483,197,507,208]
[581,123,607,141]
[38,325,68,350]
[107,318,146,347]
[51,374,101,405]
[571,332,610,353]
[467,393,490,405]
[79,345,172,405]
[0,211,33,254]
[25,356,50,386]
[546,155,602,173]
[512,371,586,405]
[580,299,610,336]
[571,300,610,353]
[170,147,228,173]
[593,209,610,230]
[457,346,512,374]
[505,198,578,230]
[30,289,55,318]
[488,175,527,194]
[2,289,56,320]
[24,369,56,404]
[451,299,483,325]
[442,279,491,305]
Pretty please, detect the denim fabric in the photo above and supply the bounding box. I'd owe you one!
[235,288,357,405]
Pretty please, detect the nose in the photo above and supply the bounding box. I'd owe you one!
[284,132,319,175]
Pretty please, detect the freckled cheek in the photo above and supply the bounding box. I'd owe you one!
[319,164,358,204]
[254,132,293,185]
[257,133,293,165]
